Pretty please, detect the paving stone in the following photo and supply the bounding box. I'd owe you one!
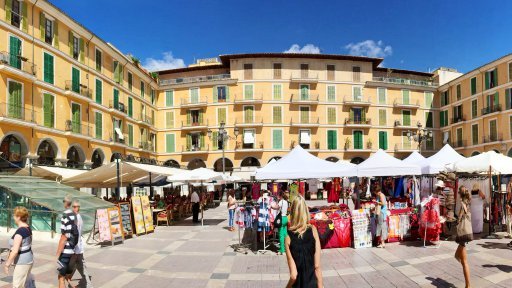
[389,260,409,267]
[127,267,147,273]
[210,273,229,279]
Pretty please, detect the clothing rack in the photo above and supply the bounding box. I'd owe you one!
[231,201,252,254]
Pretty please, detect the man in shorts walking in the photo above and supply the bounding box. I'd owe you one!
[56,195,77,288]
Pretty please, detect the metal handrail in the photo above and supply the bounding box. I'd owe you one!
[0,51,36,76]
[373,76,438,88]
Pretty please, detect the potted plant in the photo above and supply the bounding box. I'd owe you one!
[344,137,351,150]
[130,55,140,67]
[367,139,373,149]
[150,72,159,81]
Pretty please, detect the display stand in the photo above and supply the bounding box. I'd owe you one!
[258,227,271,254]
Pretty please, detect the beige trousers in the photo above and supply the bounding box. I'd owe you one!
[12,263,33,288]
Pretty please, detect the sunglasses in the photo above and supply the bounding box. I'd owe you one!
[72,205,80,208]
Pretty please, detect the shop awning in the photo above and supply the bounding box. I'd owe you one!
[15,165,88,181]
[402,151,426,165]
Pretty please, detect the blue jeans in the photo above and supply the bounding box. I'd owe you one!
[228,209,235,227]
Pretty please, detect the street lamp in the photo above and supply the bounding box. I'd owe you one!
[407,122,433,154]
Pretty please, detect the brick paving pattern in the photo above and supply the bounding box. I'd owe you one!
[1,202,512,287]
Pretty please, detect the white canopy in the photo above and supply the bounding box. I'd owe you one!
[420,144,464,174]
[402,151,426,165]
[255,146,353,180]
[356,149,421,177]
[337,160,356,167]
[167,168,224,183]
[448,151,512,174]
[15,166,88,181]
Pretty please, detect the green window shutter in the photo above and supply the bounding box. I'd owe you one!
[128,97,133,117]
[300,85,309,100]
[378,88,386,104]
[327,130,337,150]
[21,1,27,32]
[273,106,282,124]
[273,84,282,100]
[113,89,119,109]
[493,69,498,87]
[9,36,21,69]
[166,134,175,153]
[471,78,477,95]
[118,65,123,85]
[485,72,490,90]
[440,111,444,127]
[53,20,59,48]
[403,110,411,126]
[165,111,173,128]
[353,86,362,100]
[244,106,254,123]
[95,112,102,139]
[273,129,283,149]
[68,30,73,56]
[327,85,335,102]
[471,100,477,118]
[43,93,54,128]
[379,131,388,150]
[200,133,205,149]
[128,125,133,146]
[43,53,54,84]
[425,92,433,107]
[379,110,386,126]
[300,107,309,123]
[456,85,461,100]
[186,111,191,125]
[354,131,363,149]
[213,86,219,102]
[165,90,173,107]
[8,82,22,119]
[95,79,102,104]
[472,125,478,145]
[245,85,253,99]
[199,109,204,124]
[226,86,230,101]
[494,92,499,106]
[96,50,102,72]
[72,67,80,93]
[79,38,85,63]
[212,131,218,150]
[402,90,410,104]
[186,134,192,150]
[506,89,511,110]
[39,12,45,41]
[349,108,354,121]
[141,81,145,97]
[327,107,336,124]
[71,103,81,133]
[425,112,433,128]
[6,0,12,23]
[218,108,226,124]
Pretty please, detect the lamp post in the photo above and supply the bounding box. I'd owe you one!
[208,121,239,201]
[407,122,433,154]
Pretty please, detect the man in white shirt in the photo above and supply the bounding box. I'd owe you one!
[190,190,200,223]
[72,200,94,287]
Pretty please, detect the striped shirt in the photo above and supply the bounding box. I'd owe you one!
[60,209,76,255]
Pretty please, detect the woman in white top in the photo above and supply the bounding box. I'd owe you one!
[227,190,236,231]
[278,191,290,255]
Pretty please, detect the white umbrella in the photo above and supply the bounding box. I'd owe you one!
[356,149,421,177]
[167,168,224,183]
[448,151,512,174]
[402,151,426,165]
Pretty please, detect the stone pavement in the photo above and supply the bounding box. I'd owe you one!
[1,202,512,287]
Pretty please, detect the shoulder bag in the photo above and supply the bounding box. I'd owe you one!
[455,202,473,243]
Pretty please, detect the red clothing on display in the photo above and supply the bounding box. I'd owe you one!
[327,178,341,203]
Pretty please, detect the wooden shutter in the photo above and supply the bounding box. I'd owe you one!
[471,77,477,95]
[485,72,490,90]
[6,0,12,23]
[218,108,226,124]
[244,106,253,123]
[273,106,282,124]
[72,67,80,93]
[300,107,309,123]
[21,1,27,32]
[79,38,85,62]
[186,110,191,125]
[506,89,511,110]
[300,85,309,100]
[494,92,499,106]
[425,112,433,128]
[39,12,45,40]
[403,111,411,126]
[472,125,478,145]
[212,132,218,150]
[378,88,386,104]
[198,109,204,124]
[128,125,133,146]
[68,30,73,56]
[9,36,21,69]
[379,110,386,126]
[43,93,54,128]
[354,131,362,149]
[244,85,253,99]
[273,129,282,149]
[165,90,173,107]
[128,97,133,117]
[327,130,337,149]
[213,86,219,103]
[273,84,281,100]
[493,69,498,87]
[379,131,387,150]
[186,134,192,150]
[327,107,336,124]
[166,134,175,153]
[95,112,102,139]
[402,90,410,104]
[200,133,205,149]
[327,85,335,101]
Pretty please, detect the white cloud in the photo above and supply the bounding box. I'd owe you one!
[344,40,392,58]
[284,44,321,54]
[142,51,186,71]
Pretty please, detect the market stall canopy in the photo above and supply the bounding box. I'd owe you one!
[337,160,357,167]
[402,151,426,165]
[420,144,464,174]
[356,149,421,177]
[15,165,88,181]
[62,162,184,188]
[447,151,512,174]
[167,168,224,183]
[255,146,353,180]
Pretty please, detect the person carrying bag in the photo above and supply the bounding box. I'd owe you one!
[455,186,472,288]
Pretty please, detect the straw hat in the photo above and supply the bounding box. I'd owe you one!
[472,183,480,191]
[435,180,445,188]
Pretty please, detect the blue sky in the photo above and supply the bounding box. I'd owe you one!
[50,0,511,73]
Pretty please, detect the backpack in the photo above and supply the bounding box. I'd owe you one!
[66,212,80,248]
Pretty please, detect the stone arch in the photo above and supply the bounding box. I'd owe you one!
[66,144,86,168]
[91,149,105,169]
[0,133,29,167]
[240,157,261,167]
[268,156,282,163]
[350,157,365,164]
[471,151,480,157]
[213,157,234,172]
[110,152,123,162]
[325,156,339,162]
[164,159,180,168]
[187,158,206,170]
[36,139,59,165]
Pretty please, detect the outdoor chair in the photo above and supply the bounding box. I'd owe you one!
[156,210,169,226]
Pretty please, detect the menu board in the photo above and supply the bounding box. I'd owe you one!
[131,197,146,235]
[96,208,112,242]
[118,202,133,237]
[351,209,372,249]
[108,207,124,243]
[140,195,154,232]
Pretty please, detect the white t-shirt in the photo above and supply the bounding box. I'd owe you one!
[74,213,84,254]
[191,192,200,203]
[279,200,289,216]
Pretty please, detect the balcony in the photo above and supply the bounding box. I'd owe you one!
[182,144,209,154]
[345,118,372,128]
[138,141,155,152]
[109,101,126,114]
[451,115,466,125]
[160,74,236,86]
[109,131,126,145]
[64,81,92,99]
[371,77,438,88]
[393,99,420,109]
[343,96,371,106]
[394,144,416,152]
[0,51,36,77]
[233,95,263,105]
[65,120,91,137]
[481,104,501,116]
[181,120,209,130]
[290,94,319,104]
[0,103,37,124]
[290,117,320,127]
[180,97,208,108]
[394,120,416,129]
[138,114,154,126]
[483,133,503,144]
[451,139,467,148]
[290,72,318,83]
[234,118,264,127]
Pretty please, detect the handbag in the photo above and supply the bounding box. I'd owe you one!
[274,211,282,228]
[455,202,473,243]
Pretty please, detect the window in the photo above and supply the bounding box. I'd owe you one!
[44,19,53,45]
[127,124,133,147]
[71,103,81,133]
[187,109,202,125]
[127,97,133,117]
[378,131,388,150]
[95,111,102,139]
[470,77,477,95]
[71,67,80,93]
[244,63,253,79]
[507,88,512,110]
[485,68,498,90]
[402,110,411,126]
[244,84,254,100]
[127,73,133,91]
[456,128,463,146]
[327,107,336,124]
[272,106,282,124]
[166,134,175,153]
[471,99,478,118]
[190,87,199,103]
[165,90,173,107]
[243,129,255,149]
[10,0,21,28]
[350,108,365,123]
[165,111,174,128]
[440,110,448,127]
[140,81,145,97]
[379,109,387,126]
[300,64,309,78]
[441,90,449,106]
[95,79,102,104]
[327,85,336,102]
[8,35,22,70]
[453,105,463,122]
[272,129,283,149]
[299,129,311,149]
[485,92,499,114]
[95,49,102,72]
[217,107,226,125]
[273,63,281,79]
[327,65,335,81]
[402,131,412,149]
[327,130,337,150]
[353,131,363,149]
[7,81,22,119]
[113,88,119,109]
[150,88,155,104]
[402,90,410,105]
[456,84,461,101]
[113,61,123,84]
[352,86,362,101]
[300,84,309,100]
[425,111,433,128]
[425,136,434,151]
[273,84,282,100]
[72,35,80,60]
[378,88,387,104]
[489,119,498,141]
[300,106,309,123]
[43,93,54,128]
[43,52,54,84]
[423,92,433,108]
[472,124,478,145]
[509,62,512,82]
[352,66,361,82]
[215,86,228,102]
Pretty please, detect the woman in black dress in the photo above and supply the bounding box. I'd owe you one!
[285,195,323,288]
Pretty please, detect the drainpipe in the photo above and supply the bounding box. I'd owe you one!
[30,0,40,166]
